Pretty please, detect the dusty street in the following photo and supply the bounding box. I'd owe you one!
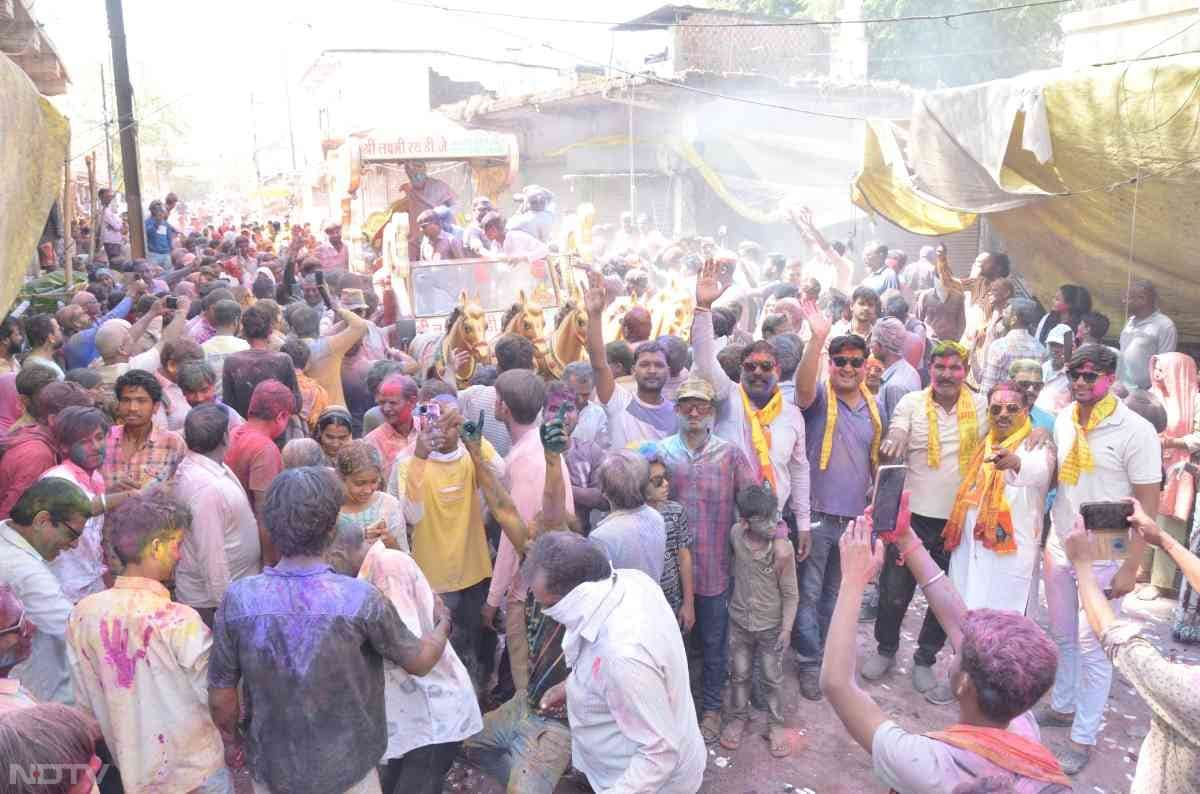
[437,589,1194,794]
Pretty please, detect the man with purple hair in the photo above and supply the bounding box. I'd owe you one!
[822,504,1071,792]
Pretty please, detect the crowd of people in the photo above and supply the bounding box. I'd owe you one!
[1,185,1197,794]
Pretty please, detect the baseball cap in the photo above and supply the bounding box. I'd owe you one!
[675,376,715,403]
[1046,324,1073,346]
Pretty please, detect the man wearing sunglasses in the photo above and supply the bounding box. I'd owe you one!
[1037,344,1162,775]
[945,382,1054,615]
[0,583,38,712]
[691,263,811,697]
[792,298,883,701]
[0,477,92,704]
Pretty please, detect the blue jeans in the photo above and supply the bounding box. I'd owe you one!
[792,512,852,670]
[694,588,729,713]
[463,693,571,794]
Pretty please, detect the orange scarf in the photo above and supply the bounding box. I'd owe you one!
[925,725,1072,787]
[943,419,1031,554]
[741,387,781,489]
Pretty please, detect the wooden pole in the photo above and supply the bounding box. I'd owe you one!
[63,151,74,285]
[105,0,145,259]
[87,154,99,265]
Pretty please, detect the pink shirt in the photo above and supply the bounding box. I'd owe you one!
[486,425,576,608]
[317,242,349,272]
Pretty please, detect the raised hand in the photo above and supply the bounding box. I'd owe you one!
[583,270,607,316]
[695,258,730,309]
[839,514,885,589]
[798,297,831,340]
[540,403,570,454]
[460,410,485,453]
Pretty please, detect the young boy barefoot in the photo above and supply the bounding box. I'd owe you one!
[719,484,799,757]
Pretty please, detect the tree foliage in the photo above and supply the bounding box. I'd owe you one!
[716,0,1071,88]
[714,0,811,17]
[862,0,1068,87]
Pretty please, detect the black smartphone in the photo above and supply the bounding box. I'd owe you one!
[314,270,325,286]
[1080,501,1133,531]
[871,465,907,541]
[165,296,178,310]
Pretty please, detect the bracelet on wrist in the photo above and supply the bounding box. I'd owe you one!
[896,538,921,563]
[919,570,946,590]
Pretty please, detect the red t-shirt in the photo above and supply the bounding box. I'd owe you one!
[223,424,282,510]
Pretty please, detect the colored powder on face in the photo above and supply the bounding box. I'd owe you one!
[99,618,148,688]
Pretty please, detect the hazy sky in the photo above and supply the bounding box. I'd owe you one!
[32,0,663,189]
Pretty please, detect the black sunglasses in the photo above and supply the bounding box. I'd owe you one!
[832,356,866,369]
[741,360,775,373]
[989,403,1024,416]
[649,475,669,487]
[1068,369,1101,384]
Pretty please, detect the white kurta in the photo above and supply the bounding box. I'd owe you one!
[949,445,1054,612]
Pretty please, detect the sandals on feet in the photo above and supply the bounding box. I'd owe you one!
[700,711,722,743]
[718,719,746,751]
[767,725,791,758]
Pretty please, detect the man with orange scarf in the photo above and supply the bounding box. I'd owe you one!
[1038,344,1161,775]
[871,340,987,704]
[692,263,814,697]
[691,260,810,545]
[944,382,1054,613]
[791,298,882,702]
[1141,352,1198,602]
[820,503,1072,794]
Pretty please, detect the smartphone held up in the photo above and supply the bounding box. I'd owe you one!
[871,465,907,547]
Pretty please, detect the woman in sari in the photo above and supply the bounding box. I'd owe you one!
[1142,353,1198,603]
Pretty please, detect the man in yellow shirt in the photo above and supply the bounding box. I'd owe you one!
[405,388,505,688]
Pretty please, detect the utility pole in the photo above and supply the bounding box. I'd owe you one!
[282,50,297,173]
[250,92,263,190]
[100,64,114,187]
[105,0,145,258]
